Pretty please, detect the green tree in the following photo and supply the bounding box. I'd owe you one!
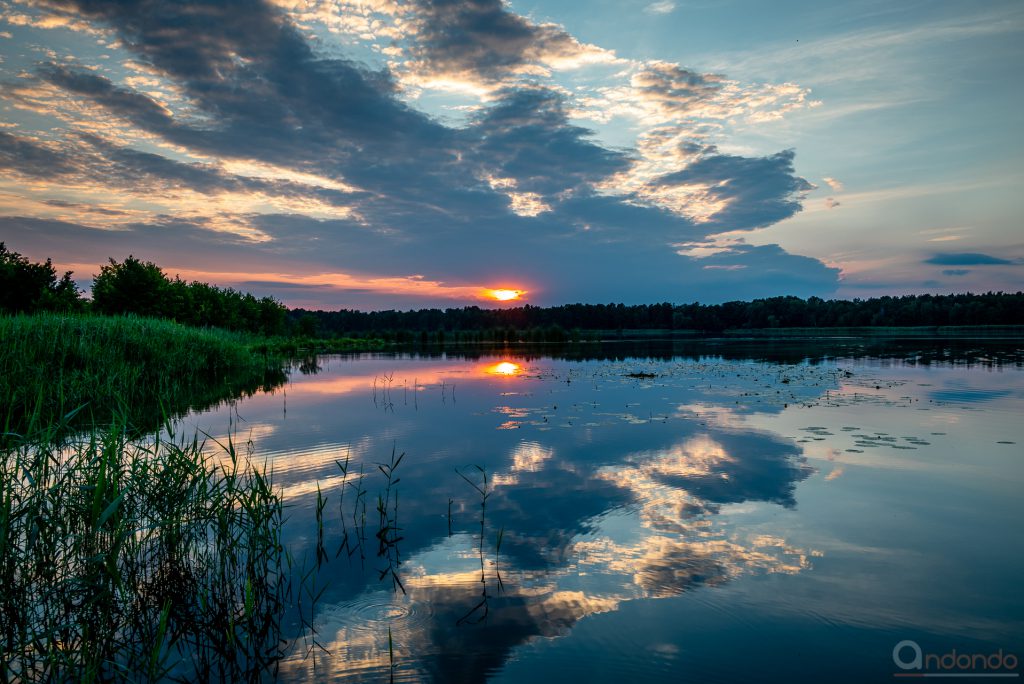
[91,255,171,317]
[0,242,82,313]
[296,313,318,338]
[257,296,287,336]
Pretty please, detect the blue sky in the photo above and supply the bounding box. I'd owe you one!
[0,0,1020,308]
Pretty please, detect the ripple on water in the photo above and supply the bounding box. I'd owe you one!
[334,592,434,636]
[306,592,435,682]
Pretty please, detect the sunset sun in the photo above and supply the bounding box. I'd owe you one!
[487,289,525,302]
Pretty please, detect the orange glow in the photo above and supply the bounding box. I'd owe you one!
[486,361,522,376]
[487,289,525,301]
[59,263,498,302]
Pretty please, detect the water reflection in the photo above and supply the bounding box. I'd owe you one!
[181,341,1024,682]
[487,361,523,376]
[223,356,819,681]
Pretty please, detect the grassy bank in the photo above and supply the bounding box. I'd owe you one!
[0,314,391,680]
[0,313,288,437]
[252,334,388,356]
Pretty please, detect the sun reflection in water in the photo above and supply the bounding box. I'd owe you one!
[486,361,522,376]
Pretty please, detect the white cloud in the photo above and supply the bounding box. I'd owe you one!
[644,1,676,15]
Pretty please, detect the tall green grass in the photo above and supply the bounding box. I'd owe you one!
[0,423,288,681]
[0,313,408,681]
[0,313,286,438]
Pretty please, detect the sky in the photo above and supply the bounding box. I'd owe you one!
[0,0,1021,309]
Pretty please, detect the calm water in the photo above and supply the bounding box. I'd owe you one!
[180,341,1024,682]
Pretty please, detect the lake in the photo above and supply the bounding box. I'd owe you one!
[179,340,1024,682]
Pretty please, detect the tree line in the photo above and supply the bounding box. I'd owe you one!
[1,243,286,336]
[4,242,1021,337]
[293,292,1024,337]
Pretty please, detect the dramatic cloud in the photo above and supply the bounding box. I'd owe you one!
[400,0,616,89]
[467,86,631,198]
[646,150,813,230]
[574,62,813,129]
[0,0,840,307]
[0,130,76,174]
[629,62,725,118]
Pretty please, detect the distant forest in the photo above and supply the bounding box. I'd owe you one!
[2,243,1022,338]
[292,292,1024,339]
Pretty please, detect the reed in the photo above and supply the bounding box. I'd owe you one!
[0,313,410,681]
[0,422,289,682]
[375,447,405,594]
[455,466,501,625]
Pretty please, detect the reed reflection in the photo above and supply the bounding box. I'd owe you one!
[271,420,817,682]
[281,424,817,682]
